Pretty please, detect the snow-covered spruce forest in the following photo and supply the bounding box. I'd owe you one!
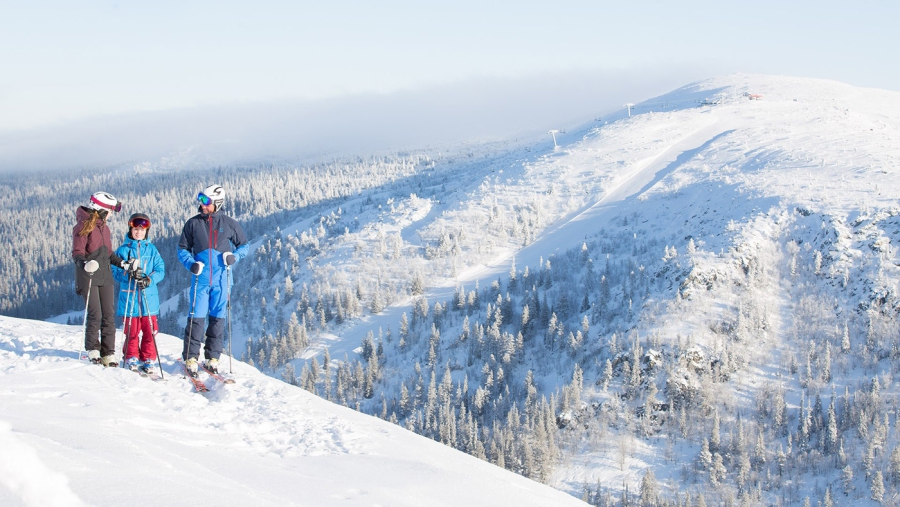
[7,74,900,505]
[0,153,442,319]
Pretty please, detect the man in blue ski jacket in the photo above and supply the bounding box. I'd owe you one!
[178,184,249,376]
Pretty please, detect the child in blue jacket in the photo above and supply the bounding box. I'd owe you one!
[112,213,165,373]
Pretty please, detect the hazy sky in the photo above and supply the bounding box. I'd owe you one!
[0,0,896,168]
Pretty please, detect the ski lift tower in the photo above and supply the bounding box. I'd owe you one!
[624,103,635,117]
[548,130,560,150]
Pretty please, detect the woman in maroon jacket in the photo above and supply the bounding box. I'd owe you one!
[72,191,137,366]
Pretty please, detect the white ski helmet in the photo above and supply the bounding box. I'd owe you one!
[198,184,225,209]
[88,191,121,213]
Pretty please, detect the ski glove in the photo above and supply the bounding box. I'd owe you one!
[190,261,204,275]
[84,260,99,274]
[137,276,152,289]
[130,267,144,280]
[222,252,236,266]
[121,258,138,274]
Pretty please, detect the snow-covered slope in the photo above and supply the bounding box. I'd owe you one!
[313,73,900,356]
[264,74,900,504]
[0,316,586,507]
[8,73,900,506]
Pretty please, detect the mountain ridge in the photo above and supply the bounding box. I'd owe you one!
[5,73,900,505]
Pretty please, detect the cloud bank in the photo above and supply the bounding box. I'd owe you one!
[0,67,705,172]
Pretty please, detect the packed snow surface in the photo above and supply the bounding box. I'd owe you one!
[0,318,585,507]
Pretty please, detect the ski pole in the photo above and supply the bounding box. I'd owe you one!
[119,274,136,367]
[226,265,233,374]
[124,249,142,367]
[80,261,99,356]
[121,253,139,367]
[133,268,145,367]
[139,281,165,380]
[125,270,140,364]
[183,272,200,361]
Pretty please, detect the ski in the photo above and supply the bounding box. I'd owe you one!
[139,371,166,382]
[177,358,209,393]
[184,366,209,392]
[200,363,235,384]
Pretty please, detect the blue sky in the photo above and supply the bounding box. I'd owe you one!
[0,0,896,169]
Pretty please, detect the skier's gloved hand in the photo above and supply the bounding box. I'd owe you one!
[222,252,236,266]
[130,267,144,280]
[190,261,204,275]
[137,276,151,289]
[84,260,99,274]
[121,258,138,273]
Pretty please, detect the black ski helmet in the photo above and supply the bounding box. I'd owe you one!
[127,213,151,239]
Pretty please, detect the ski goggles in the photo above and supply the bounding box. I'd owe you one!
[197,193,213,206]
[129,217,151,229]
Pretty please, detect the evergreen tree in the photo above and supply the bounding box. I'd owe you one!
[890,445,900,484]
[710,410,721,451]
[282,363,297,385]
[841,465,854,495]
[698,438,713,471]
[871,471,885,503]
[639,469,659,507]
[826,397,839,454]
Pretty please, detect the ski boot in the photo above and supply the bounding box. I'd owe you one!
[100,355,118,368]
[204,358,219,374]
[185,357,200,378]
[141,360,157,375]
[125,357,140,371]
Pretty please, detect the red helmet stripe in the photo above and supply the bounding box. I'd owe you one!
[90,195,117,211]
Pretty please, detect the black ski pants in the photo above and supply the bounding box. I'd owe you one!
[83,283,117,356]
[183,316,225,361]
